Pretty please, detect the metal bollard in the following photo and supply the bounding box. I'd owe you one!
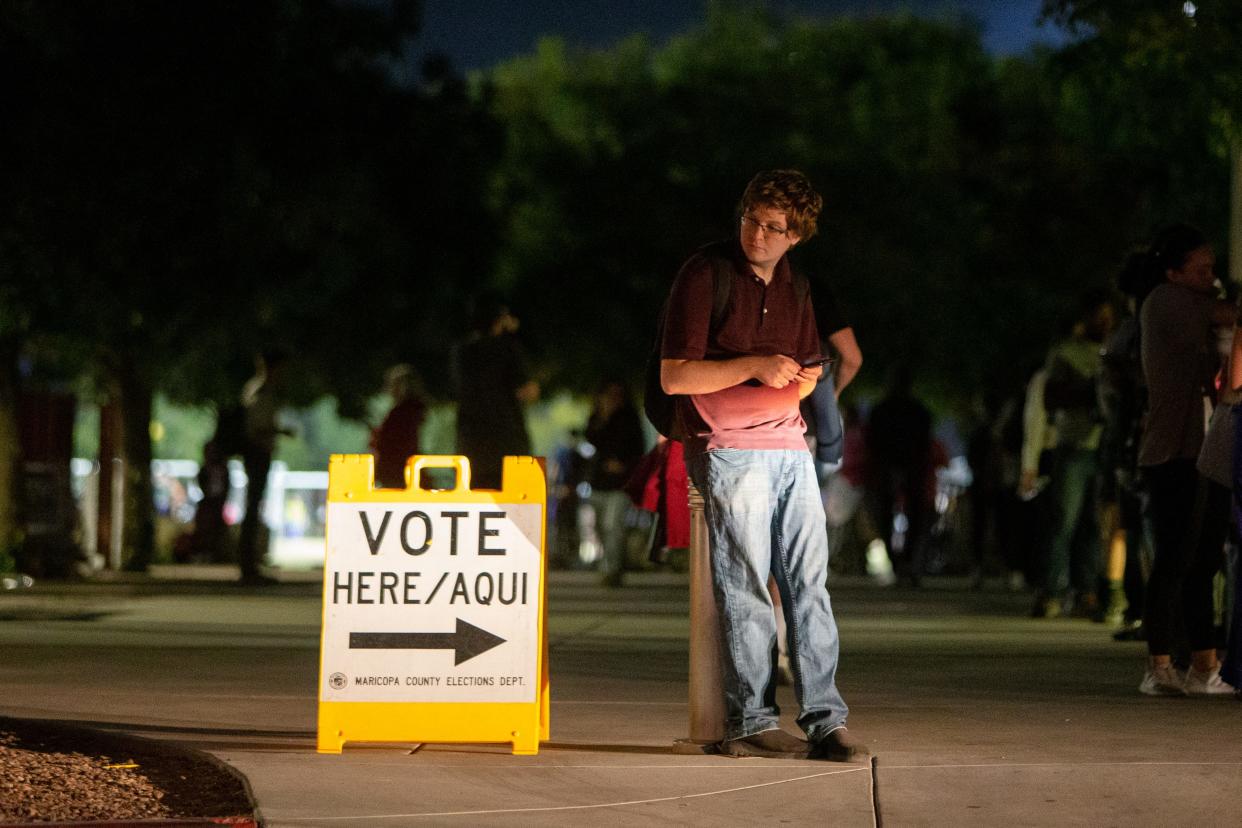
[675,482,725,752]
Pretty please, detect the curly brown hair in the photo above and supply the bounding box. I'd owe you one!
[738,169,823,241]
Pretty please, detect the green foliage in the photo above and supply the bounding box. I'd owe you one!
[276,397,371,471]
[150,399,216,462]
[1045,0,1242,126]
[480,11,1021,405]
[480,4,1234,411]
[5,0,1237,467]
[526,392,593,458]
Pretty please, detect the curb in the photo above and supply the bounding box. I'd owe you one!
[0,820,258,827]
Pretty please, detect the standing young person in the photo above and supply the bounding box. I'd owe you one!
[660,170,866,760]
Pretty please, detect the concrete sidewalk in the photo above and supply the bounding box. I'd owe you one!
[1,568,1238,826]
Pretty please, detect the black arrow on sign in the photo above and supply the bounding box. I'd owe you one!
[349,618,506,666]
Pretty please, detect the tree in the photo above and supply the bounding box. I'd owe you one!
[482,7,1116,405]
[481,3,1236,412]
[0,1,499,571]
[1043,0,1242,278]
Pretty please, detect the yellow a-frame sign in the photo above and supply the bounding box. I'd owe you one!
[317,454,550,755]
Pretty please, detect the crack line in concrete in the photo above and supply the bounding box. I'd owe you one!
[879,761,1242,770]
[270,766,869,821]
[550,700,685,705]
[267,762,840,769]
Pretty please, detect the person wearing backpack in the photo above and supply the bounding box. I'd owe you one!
[659,170,866,762]
[1029,290,1115,618]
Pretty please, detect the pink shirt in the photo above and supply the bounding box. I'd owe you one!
[689,383,809,452]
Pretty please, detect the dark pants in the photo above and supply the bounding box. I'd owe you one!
[191,495,229,563]
[238,449,272,578]
[867,465,929,583]
[1143,459,1229,657]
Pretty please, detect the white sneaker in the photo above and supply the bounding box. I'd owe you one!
[1139,664,1187,696]
[1184,665,1237,696]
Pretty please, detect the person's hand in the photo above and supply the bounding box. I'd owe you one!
[1018,470,1039,499]
[751,355,803,389]
[795,364,823,385]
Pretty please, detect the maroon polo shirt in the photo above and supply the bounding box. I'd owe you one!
[661,240,821,454]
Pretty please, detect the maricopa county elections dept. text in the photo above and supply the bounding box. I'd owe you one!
[329,507,533,606]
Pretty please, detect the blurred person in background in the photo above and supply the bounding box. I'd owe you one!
[548,428,588,569]
[1136,224,1235,697]
[1197,280,1238,693]
[185,436,230,563]
[452,294,539,491]
[370,364,427,490]
[1099,253,1162,640]
[865,362,933,587]
[1019,356,1057,613]
[583,377,646,587]
[966,386,1028,591]
[801,280,863,481]
[237,348,293,585]
[1224,301,1242,697]
[1031,290,1114,619]
[824,401,895,585]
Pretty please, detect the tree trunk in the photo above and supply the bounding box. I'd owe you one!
[115,362,156,572]
[0,338,21,565]
[1232,138,1241,286]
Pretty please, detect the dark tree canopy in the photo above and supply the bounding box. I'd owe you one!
[1,1,1236,569]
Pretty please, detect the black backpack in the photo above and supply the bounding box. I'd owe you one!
[643,241,809,438]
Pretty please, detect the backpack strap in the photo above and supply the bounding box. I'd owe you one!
[698,240,734,332]
[791,268,811,323]
[709,256,732,330]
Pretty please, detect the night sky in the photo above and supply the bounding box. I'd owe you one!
[414,0,1068,72]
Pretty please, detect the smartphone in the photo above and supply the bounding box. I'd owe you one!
[800,356,834,368]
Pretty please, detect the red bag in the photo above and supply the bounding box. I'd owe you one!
[624,441,667,512]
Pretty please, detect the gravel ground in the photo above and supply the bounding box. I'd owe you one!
[0,717,254,824]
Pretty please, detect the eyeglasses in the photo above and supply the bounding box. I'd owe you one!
[740,214,789,238]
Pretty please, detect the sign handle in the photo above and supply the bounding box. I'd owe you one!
[407,455,473,492]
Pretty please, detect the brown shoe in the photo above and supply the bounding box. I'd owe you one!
[722,728,809,759]
[809,727,870,762]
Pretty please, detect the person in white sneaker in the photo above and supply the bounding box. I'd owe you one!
[1183,662,1235,695]
[1135,225,1237,698]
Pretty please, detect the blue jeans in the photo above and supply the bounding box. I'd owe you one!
[591,489,630,578]
[688,448,849,742]
[1044,448,1099,598]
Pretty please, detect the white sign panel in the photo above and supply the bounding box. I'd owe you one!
[320,501,543,703]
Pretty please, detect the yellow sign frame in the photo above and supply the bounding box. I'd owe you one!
[316,454,550,755]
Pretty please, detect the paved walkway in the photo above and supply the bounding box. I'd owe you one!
[1,568,1239,826]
